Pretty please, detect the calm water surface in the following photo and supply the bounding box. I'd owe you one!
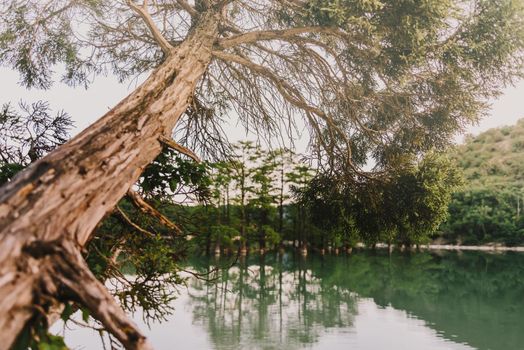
[57,250,524,349]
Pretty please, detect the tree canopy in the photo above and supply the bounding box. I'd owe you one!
[299,152,462,248]
[2,0,523,174]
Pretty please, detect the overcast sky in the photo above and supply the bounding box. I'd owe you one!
[1,67,523,148]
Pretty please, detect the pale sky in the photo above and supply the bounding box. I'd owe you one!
[1,67,523,149]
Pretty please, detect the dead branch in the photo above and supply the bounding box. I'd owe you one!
[159,135,201,163]
[127,189,183,235]
[115,206,155,237]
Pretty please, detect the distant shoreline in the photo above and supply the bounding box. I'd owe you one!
[423,244,524,252]
[363,242,524,252]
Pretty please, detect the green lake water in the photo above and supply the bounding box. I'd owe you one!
[57,250,524,349]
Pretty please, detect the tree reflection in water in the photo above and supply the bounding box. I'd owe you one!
[187,254,357,349]
[185,251,524,350]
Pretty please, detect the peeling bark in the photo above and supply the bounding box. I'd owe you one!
[0,11,220,350]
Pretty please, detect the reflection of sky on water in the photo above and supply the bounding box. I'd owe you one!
[326,299,473,350]
[182,261,472,350]
[53,292,472,350]
[54,251,507,350]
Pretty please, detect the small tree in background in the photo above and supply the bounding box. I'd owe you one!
[269,148,295,236]
[249,148,278,253]
[229,141,257,253]
[301,153,463,249]
[289,163,315,251]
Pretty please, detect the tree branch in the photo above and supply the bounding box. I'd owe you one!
[175,0,198,18]
[212,50,376,178]
[126,0,174,54]
[115,206,155,237]
[47,240,154,350]
[159,135,201,163]
[218,27,346,48]
[127,189,183,235]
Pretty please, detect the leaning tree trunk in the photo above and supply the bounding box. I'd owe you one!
[0,12,219,350]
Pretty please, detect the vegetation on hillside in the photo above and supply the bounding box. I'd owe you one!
[438,119,524,245]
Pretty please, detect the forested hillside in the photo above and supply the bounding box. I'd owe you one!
[439,119,524,245]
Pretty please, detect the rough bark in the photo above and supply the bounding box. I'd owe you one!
[0,11,220,350]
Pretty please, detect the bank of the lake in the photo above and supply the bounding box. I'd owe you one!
[359,242,524,252]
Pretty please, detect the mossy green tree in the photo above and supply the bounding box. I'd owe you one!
[384,153,463,246]
[208,160,237,253]
[269,148,294,236]
[301,153,462,248]
[228,141,257,253]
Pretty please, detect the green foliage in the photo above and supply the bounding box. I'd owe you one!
[261,225,281,246]
[0,99,72,204]
[439,119,524,245]
[185,142,461,251]
[0,162,24,186]
[2,0,522,176]
[140,148,211,201]
[385,153,463,244]
[210,224,240,249]
[11,318,67,350]
[0,0,158,87]
[0,1,83,88]
[184,142,320,252]
[89,206,186,323]
[304,0,453,72]
[60,303,74,323]
[453,119,524,187]
[301,153,462,247]
[273,0,524,173]
[36,335,67,350]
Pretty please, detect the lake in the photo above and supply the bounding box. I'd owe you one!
[55,250,524,349]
